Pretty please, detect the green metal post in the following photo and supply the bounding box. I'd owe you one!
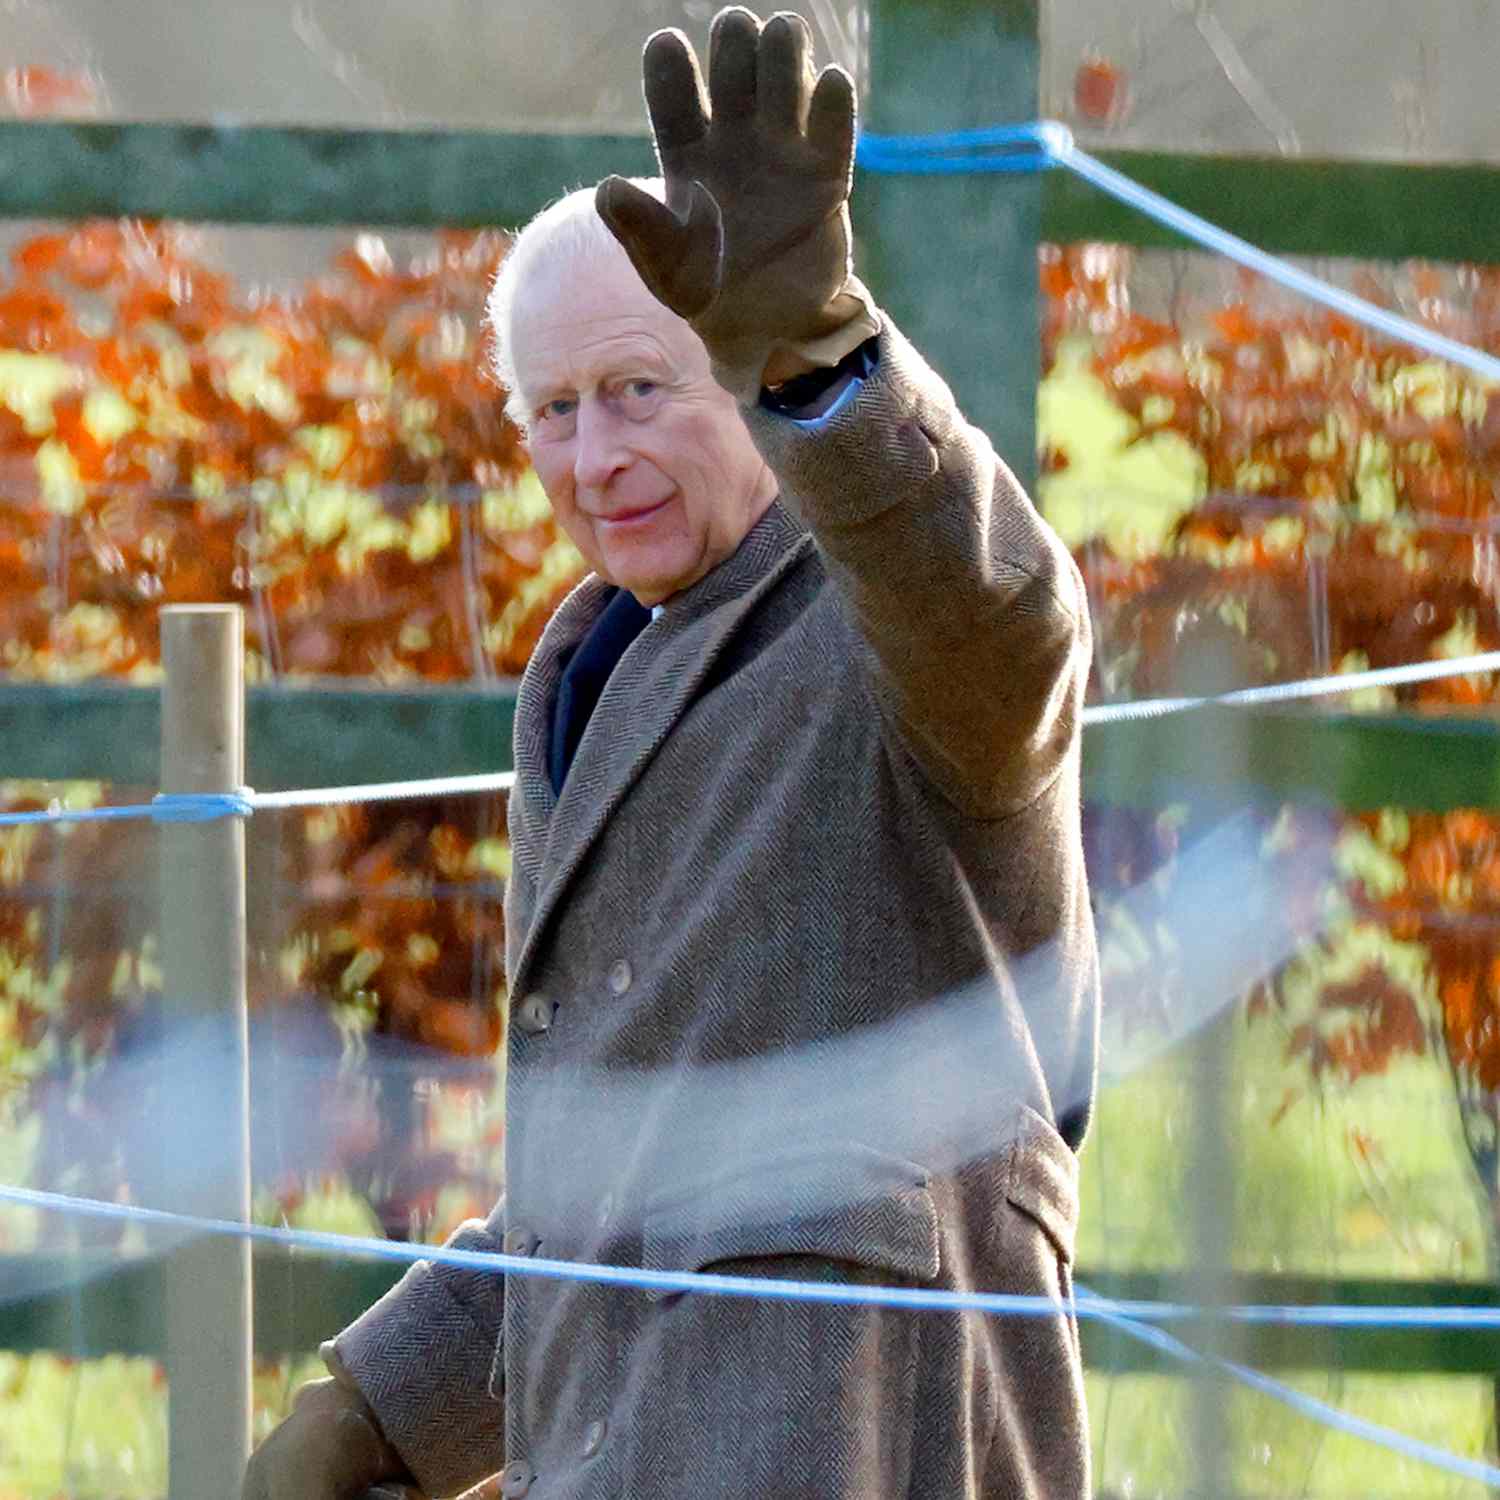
[857,0,1041,493]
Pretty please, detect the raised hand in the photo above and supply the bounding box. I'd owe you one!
[597,7,876,397]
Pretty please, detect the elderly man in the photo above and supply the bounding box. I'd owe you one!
[244,8,1097,1499]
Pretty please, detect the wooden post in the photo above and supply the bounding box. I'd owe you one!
[159,604,252,1500]
[1187,1009,1237,1496]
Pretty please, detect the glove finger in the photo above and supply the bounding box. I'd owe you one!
[757,11,813,134]
[708,6,761,121]
[642,28,710,154]
[595,176,722,320]
[596,175,684,272]
[807,64,857,180]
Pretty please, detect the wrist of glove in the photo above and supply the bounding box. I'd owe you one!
[242,1371,416,1500]
[707,276,879,402]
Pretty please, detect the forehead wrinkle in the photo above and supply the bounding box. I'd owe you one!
[517,320,683,400]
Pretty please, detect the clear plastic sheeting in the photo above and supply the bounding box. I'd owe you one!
[1040,242,1500,715]
[0,0,863,132]
[1043,0,1500,163]
[0,780,509,1497]
[1080,783,1500,1496]
[5,21,1500,1494]
[3,776,1498,1496]
[0,783,508,1240]
[1044,232,1500,1490]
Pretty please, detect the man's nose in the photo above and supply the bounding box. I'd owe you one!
[573,400,629,492]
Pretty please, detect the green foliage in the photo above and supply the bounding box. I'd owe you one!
[1086,1371,1495,1499]
[0,1350,329,1499]
[1229,1373,1493,1499]
[1077,1049,1197,1271]
[0,1353,164,1500]
[1229,1004,1489,1280]
[1081,1007,1494,1496]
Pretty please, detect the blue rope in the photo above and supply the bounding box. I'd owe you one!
[856,120,1500,386]
[0,792,254,828]
[149,792,256,823]
[7,1185,1499,1332]
[858,122,1056,173]
[2,1183,1498,1486]
[1093,1304,1500,1489]
[861,123,1058,155]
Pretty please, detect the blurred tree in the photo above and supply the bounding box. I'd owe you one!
[0,217,582,1240]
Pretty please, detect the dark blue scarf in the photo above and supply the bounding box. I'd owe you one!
[549,586,652,793]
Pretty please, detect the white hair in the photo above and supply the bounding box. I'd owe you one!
[486,178,666,429]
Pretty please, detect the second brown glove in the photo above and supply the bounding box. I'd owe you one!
[242,1374,416,1500]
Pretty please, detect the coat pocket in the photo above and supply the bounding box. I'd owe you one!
[640,1141,941,1298]
[1002,1103,1080,1268]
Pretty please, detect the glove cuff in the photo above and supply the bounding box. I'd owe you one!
[784,278,880,371]
[711,277,880,402]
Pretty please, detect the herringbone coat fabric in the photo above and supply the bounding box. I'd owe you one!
[336,313,1099,1500]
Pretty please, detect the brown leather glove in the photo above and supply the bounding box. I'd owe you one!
[241,1373,417,1500]
[597,6,877,399]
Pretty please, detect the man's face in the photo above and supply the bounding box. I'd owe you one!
[509,246,777,607]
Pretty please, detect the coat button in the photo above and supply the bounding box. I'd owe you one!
[582,1417,608,1459]
[500,1459,534,1497]
[607,959,632,995]
[514,993,556,1035]
[503,1228,540,1257]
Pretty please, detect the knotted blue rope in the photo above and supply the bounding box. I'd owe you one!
[857,122,1058,174]
[857,120,1500,385]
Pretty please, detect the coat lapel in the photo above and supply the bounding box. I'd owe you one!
[508,504,812,998]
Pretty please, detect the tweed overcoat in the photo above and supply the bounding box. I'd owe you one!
[337,313,1100,1500]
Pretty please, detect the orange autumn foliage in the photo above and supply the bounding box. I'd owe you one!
[1347,811,1500,1094]
[1043,243,1500,1114]
[0,219,587,1232]
[0,220,576,682]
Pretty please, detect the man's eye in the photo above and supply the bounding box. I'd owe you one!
[618,379,663,416]
[538,398,576,422]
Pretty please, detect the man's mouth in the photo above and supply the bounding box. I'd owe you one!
[597,495,673,527]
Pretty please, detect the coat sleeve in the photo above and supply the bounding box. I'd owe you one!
[329,1198,507,1498]
[742,313,1090,819]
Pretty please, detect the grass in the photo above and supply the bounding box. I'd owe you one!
[1081,997,1495,1498]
